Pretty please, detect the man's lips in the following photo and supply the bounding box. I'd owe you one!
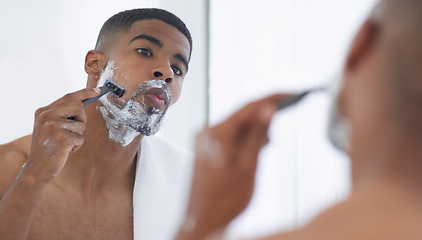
[143,88,168,110]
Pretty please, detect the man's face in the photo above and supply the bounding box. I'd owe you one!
[105,19,190,107]
[329,15,398,156]
[97,19,190,143]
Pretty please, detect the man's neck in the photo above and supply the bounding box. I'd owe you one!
[351,125,422,195]
[57,105,143,197]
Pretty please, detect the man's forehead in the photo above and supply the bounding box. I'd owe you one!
[125,19,190,58]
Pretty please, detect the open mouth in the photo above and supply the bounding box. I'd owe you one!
[144,88,167,109]
[125,79,171,115]
[143,87,169,111]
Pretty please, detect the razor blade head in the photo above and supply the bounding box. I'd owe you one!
[105,79,125,98]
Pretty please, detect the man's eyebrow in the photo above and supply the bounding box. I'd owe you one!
[175,53,189,72]
[130,34,163,48]
[130,34,189,72]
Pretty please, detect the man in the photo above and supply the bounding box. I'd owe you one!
[0,8,193,240]
[176,0,422,239]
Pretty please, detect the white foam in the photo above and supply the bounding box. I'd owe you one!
[327,73,352,152]
[97,61,116,87]
[43,139,50,146]
[97,61,171,147]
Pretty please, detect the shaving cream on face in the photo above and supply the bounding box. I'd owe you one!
[327,73,352,153]
[328,101,351,152]
[97,62,172,147]
[121,80,171,133]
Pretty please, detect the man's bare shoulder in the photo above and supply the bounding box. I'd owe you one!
[255,201,357,240]
[0,135,32,194]
[257,187,422,240]
[0,135,31,164]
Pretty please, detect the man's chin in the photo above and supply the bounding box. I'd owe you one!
[136,125,161,136]
[144,106,167,115]
[127,117,164,136]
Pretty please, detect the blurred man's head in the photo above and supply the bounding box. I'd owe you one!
[331,0,422,154]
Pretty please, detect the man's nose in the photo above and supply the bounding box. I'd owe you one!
[150,65,173,84]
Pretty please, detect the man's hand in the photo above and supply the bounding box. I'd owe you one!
[23,88,100,183]
[177,94,291,240]
[0,88,101,240]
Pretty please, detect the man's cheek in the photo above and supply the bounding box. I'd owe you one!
[171,84,183,104]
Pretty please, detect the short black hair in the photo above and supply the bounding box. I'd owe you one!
[95,8,192,58]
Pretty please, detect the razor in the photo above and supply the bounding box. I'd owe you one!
[67,80,125,120]
[277,87,326,110]
[83,79,126,106]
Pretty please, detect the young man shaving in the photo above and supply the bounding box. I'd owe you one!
[176,0,422,239]
[0,8,193,240]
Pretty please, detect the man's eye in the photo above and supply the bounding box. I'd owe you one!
[171,66,183,76]
[137,48,152,56]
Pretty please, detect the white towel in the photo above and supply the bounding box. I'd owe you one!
[133,136,194,240]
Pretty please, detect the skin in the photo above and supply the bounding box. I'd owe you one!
[0,19,190,240]
[176,0,422,239]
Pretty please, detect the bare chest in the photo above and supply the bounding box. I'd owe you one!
[27,192,134,240]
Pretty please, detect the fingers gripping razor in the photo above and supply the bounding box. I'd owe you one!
[67,80,125,120]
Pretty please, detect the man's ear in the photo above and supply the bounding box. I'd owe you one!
[345,18,380,72]
[85,50,106,85]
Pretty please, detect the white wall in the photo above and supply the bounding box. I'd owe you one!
[0,0,208,151]
[210,0,377,238]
